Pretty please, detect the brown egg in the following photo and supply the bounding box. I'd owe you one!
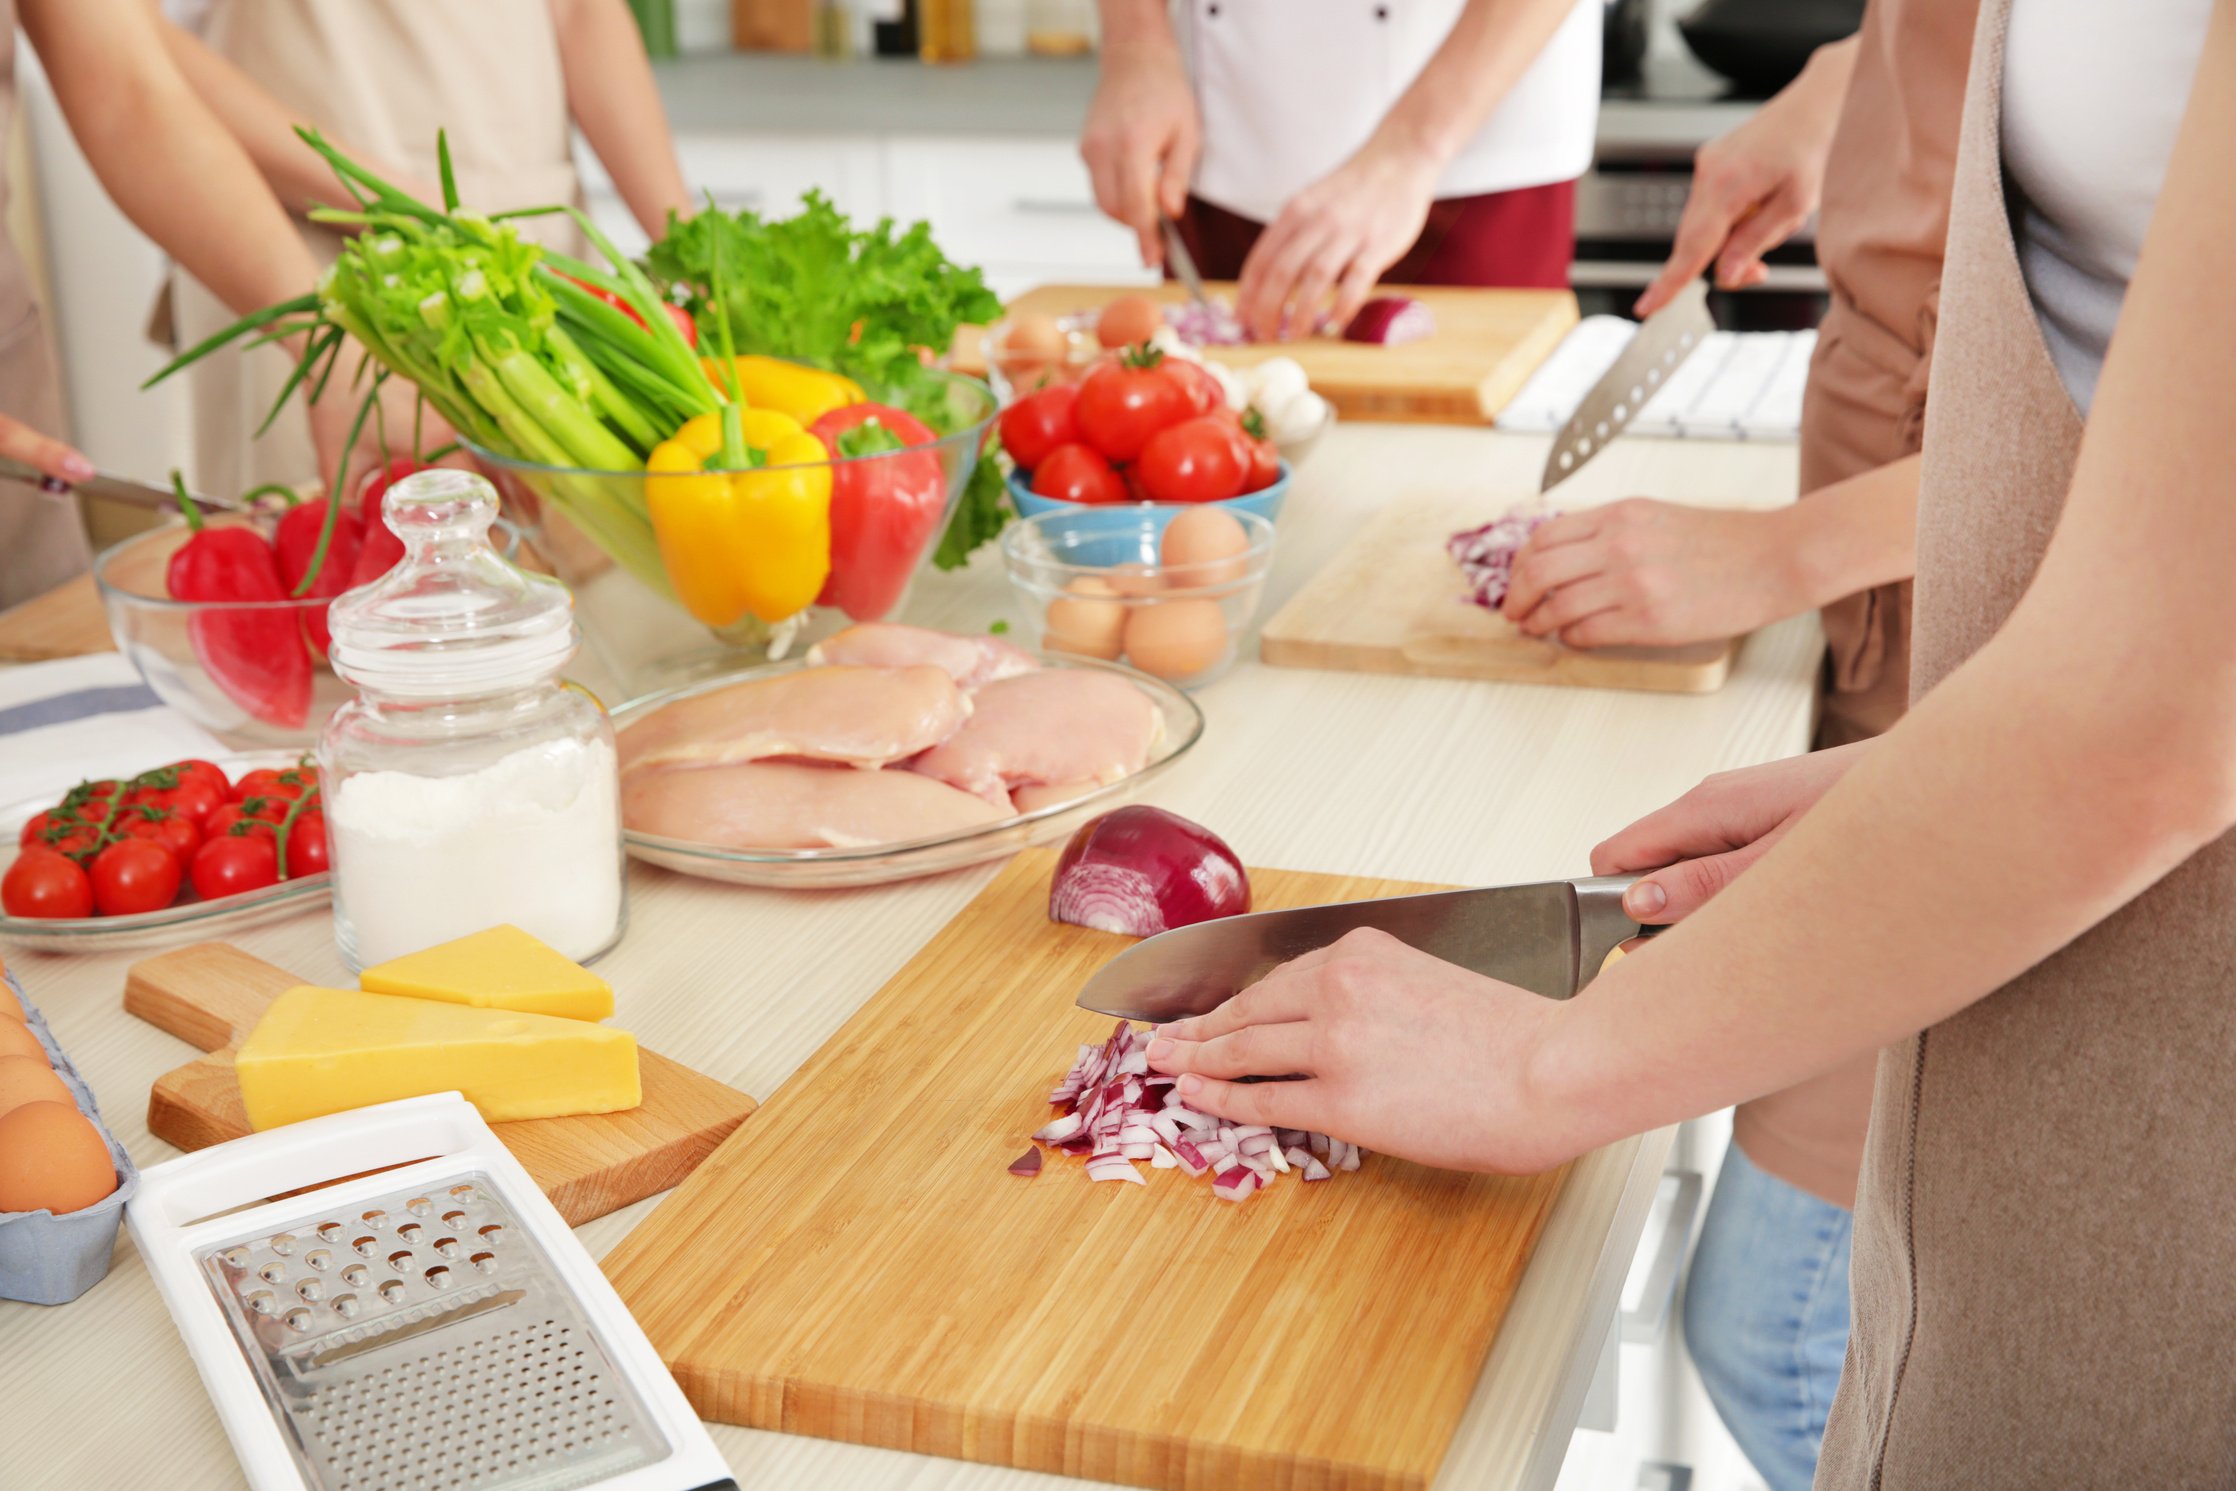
[0,980,21,1023]
[1123,598,1230,680]
[1045,577,1127,660]
[0,1100,116,1215]
[996,313,1068,390]
[0,1055,69,1119]
[1159,507,1251,586]
[0,1019,46,1065]
[1105,562,1165,598]
[1097,294,1164,349]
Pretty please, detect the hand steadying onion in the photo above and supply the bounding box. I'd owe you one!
[1450,511,1555,612]
[1342,296,1435,346]
[1048,806,1250,937]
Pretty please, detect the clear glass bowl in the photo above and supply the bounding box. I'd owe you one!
[469,369,999,698]
[0,749,332,952]
[93,511,520,751]
[610,652,1204,889]
[1001,505,1277,690]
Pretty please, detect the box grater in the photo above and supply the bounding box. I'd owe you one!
[127,1093,737,1491]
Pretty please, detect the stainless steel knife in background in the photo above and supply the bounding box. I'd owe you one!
[1161,217,1212,314]
[1075,874,1653,1024]
[1539,277,1714,495]
[0,456,238,516]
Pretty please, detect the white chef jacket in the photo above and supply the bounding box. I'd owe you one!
[1181,0,1601,224]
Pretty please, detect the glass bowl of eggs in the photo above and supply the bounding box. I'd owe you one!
[1000,504,1276,689]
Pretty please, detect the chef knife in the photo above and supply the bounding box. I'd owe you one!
[0,455,239,516]
[1539,277,1714,495]
[1075,874,1654,1024]
[1161,217,1212,313]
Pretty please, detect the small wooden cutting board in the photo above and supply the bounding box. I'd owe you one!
[1001,282,1579,424]
[1260,491,1737,693]
[602,851,1569,1491]
[124,942,758,1226]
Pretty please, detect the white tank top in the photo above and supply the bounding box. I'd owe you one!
[2002,0,2211,413]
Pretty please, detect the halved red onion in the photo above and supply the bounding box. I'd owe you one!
[1009,1148,1043,1177]
[1048,807,1251,937]
[1449,510,1555,612]
[1342,296,1435,345]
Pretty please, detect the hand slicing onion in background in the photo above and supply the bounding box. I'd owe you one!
[1047,806,1249,937]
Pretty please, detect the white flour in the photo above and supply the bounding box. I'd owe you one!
[330,736,623,968]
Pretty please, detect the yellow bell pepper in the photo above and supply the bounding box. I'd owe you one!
[646,408,833,627]
[699,355,864,425]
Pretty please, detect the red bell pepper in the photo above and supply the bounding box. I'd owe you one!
[163,482,312,729]
[350,456,424,587]
[809,402,945,622]
[555,271,697,348]
[275,498,364,662]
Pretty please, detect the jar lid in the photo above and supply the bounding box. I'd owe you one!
[328,469,578,698]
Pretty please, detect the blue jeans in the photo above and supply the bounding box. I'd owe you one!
[1681,1142,1853,1491]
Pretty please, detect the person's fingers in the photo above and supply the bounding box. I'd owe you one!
[1503,536,1608,621]
[1173,1072,1325,1131]
[1157,112,1200,221]
[1633,185,1745,316]
[0,416,96,485]
[1151,957,1324,1043]
[1108,135,1166,268]
[1515,576,1624,639]
[1149,1020,1316,1081]
[1560,607,1661,650]
[1714,183,1813,286]
[1589,774,1780,880]
[1237,213,1318,341]
[1282,239,1355,344]
[1327,255,1382,337]
[1615,824,1793,924]
[1522,508,1602,550]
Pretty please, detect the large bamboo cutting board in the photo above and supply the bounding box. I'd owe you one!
[602,850,1570,1491]
[124,942,758,1226]
[1260,491,1737,693]
[1000,282,1578,424]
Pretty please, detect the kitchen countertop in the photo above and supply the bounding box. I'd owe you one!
[0,421,1818,1491]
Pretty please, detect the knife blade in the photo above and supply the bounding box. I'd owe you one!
[1074,874,1650,1024]
[1161,217,1211,311]
[0,456,238,516]
[1539,277,1714,495]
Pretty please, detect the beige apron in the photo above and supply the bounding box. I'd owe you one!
[1817,0,2236,1482]
[169,0,586,497]
[0,6,91,610]
[1731,0,1978,1210]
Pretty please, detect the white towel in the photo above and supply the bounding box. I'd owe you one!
[0,655,231,808]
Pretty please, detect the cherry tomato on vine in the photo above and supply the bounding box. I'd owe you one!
[123,776,222,830]
[88,838,181,917]
[207,800,287,840]
[997,383,1082,472]
[2,848,93,919]
[1074,347,1193,463]
[19,809,101,859]
[118,806,201,862]
[1136,415,1248,505]
[168,759,232,801]
[283,809,331,878]
[1030,443,1127,506]
[191,831,281,901]
[234,766,318,805]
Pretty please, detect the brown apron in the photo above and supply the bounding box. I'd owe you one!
[1731,0,1978,1210]
[169,0,585,496]
[0,6,91,610]
[1817,0,2236,1483]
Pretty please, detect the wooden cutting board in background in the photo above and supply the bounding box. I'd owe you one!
[1260,491,1737,693]
[1001,282,1578,424]
[124,942,758,1226]
[602,850,1569,1491]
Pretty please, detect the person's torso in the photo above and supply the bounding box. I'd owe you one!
[0,0,35,340]
[1181,0,1600,224]
[2002,0,2210,412]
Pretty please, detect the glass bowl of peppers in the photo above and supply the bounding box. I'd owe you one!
[93,468,520,750]
[467,365,999,697]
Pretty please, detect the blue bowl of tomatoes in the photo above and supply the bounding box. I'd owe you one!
[997,352,1290,529]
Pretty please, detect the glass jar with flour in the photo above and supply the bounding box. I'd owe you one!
[319,469,625,970]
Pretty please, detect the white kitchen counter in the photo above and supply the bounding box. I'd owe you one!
[0,421,1817,1490]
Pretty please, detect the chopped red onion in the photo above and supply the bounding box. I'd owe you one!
[1048,807,1251,937]
[1449,510,1556,611]
[1165,298,1250,347]
[1009,1148,1043,1177]
[1016,1019,1363,1203]
[1342,296,1435,345]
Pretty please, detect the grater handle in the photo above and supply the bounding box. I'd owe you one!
[131,1092,484,1228]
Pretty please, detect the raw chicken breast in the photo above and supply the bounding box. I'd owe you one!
[623,761,1004,850]
[910,671,1160,807]
[807,623,1038,691]
[1011,780,1101,814]
[619,664,969,776]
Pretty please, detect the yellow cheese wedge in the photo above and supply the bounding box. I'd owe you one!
[358,925,614,1022]
[236,986,640,1131]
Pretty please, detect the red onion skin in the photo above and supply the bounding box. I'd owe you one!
[1342,296,1435,345]
[1048,806,1250,937]
[1009,1147,1043,1177]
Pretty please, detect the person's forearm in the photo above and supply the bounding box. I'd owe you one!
[550,0,692,236]
[1777,452,1920,609]
[1785,33,1861,133]
[1367,0,1587,173]
[1096,0,1180,55]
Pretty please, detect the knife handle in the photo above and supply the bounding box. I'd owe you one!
[1573,875,1663,992]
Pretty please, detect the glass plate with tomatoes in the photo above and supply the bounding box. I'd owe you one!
[0,749,332,952]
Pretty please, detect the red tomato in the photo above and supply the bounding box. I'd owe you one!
[190,831,281,901]
[1137,416,1248,505]
[662,302,698,348]
[88,838,182,917]
[207,800,287,840]
[283,809,330,879]
[1163,358,1225,418]
[123,777,222,830]
[119,806,201,862]
[1073,351,1193,463]
[997,384,1081,471]
[169,759,232,801]
[2,848,93,919]
[61,780,119,821]
[19,809,101,859]
[234,765,318,805]
[1030,443,1127,506]
[1241,435,1282,493]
